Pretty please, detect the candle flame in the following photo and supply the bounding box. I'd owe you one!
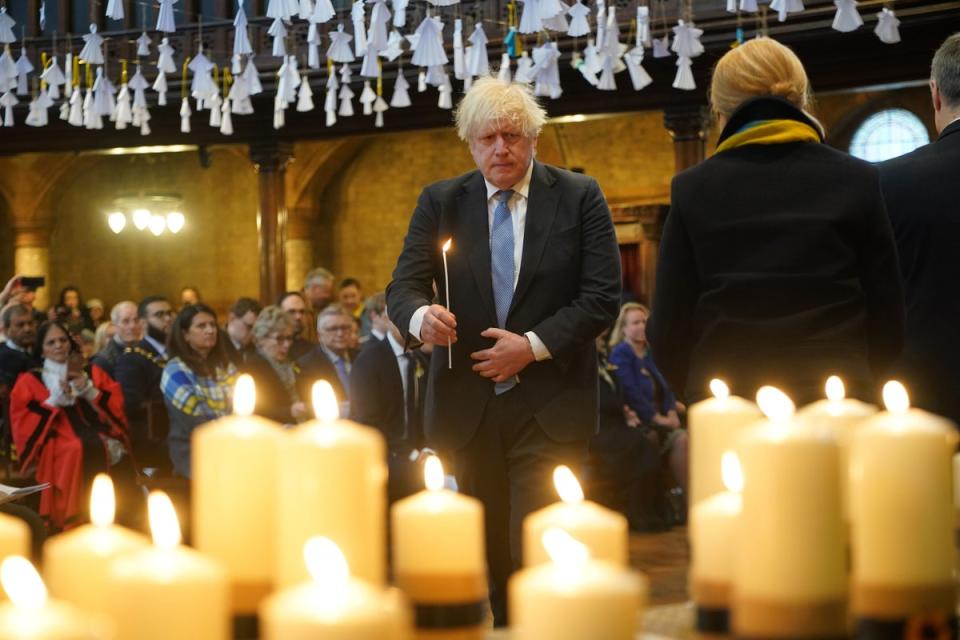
[90,473,115,528]
[233,374,256,417]
[721,451,744,494]
[311,380,340,422]
[882,380,910,414]
[148,491,182,550]
[424,455,444,491]
[825,376,845,402]
[304,536,350,592]
[542,528,590,568]
[1,556,47,611]
[709,379,729,401]
[442,238,452,254]
[553,466,584,504]
[756,386,795,423]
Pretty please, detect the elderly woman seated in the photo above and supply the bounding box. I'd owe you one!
[240,306,311,425]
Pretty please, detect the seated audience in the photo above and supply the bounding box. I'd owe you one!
[92,322,116,356]
[78,329,96,361]
[9,321,137,531]
[648,37,904,405]
[161,304,237,478]
[362,292,389,344]
[303,267,335,314]
[57,286,95,336]
[223,297,262,366]
[278,291,315,360]
[179,286,201,308]
[87,299,106,327]
[338,278,365,321]
[299,305,358,413]
[241,306,310,424]
[91,301,140,378]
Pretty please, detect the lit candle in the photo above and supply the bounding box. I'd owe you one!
[277,381,387,588]
[687,379,763,510]
[43,474,149,615]
[261,537,411,640]
[796,375,876,524]
[193,374,285,615]
[0,556,113,639]
[107,491,229,640]
[392,456,486,639]
[509,529,646,640]
[850,381,958,635]
[0,511,30,572]
[690,451,742,636]
[522,466,628,567]
[733,387,847,639]
[442,237,452,369]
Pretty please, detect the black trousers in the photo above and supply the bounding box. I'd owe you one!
[452,388,588,627]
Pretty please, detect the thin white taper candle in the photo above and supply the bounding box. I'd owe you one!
[442,238,452,369]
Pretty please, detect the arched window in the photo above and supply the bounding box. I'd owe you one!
[849,109,930,163]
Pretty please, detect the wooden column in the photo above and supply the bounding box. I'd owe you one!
[663,105,712,173]
[250,142,294,306]
[638,206,668,305]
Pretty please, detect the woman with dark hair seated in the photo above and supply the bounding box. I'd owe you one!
[240,306,310,425]
[9,320,137,531]
[161,304,237,478]
[56,286,95,336]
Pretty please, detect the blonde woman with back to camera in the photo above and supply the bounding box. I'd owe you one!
[648,37,904,406]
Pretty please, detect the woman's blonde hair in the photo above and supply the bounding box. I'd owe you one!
[253,305,295,343]
[454,76,547,142]
[609,302,650,348]
[710,37,818,123]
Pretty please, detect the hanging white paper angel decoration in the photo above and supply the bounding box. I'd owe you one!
[390,70,410,107]
[106,0,124,21]
[299,0,314,19]
[15,46,33,96]
[652,34,670,58]
[157,37,177,73]
[179,96,190,132]
[367,0,392,52]
[352,0,368,57]
[324,66,339,124]
[392,0,408,27]
[234,4,253,59]
[424,63,445,87]
[297,75,314,111]
[328,24,356,63]
[740,0,758,11]
[25,92,49,127]
[519,0,542,34]
[63,52,73,98]
[0,8,15,45]
[208,91,222,127]
[769,0,803,23]
[269,18,288,57]
[129,64,149,119]
[411,15,447,67]
[338,81,355,116]
[513,51,534,83]
[190,46,217,107]
[276,55,300,105]
[274,95,286,129]
[359,80,376,114]
[581,39,601,75]
[373,92,387,127]
[625,46,651,91]
[635,6,651,47]
[114,81,132,128]
[567,0,590,38]
[242,56,263,95]
[79,24,105,64]
[83,87,102,129]
[136,32,152,57]
[595,0,605,49]
[672,55,695,90]
[0,47,15,93]
[68,87,83,125]
[266,0,294,22]
[832,0,862,33]
[874,7,900,44]
[41,56,65,100]
[570,51,597,86]
[92,66,114,117]
[219,97,233,134]
[305,24,321,70]
[532,41,562,99]
[229,71,253,114]
[381,30,404,61]
[312,0,335,23]
[466,24,489,77]
[453,19,465,79]
[435,72,451,109]
[543,1,569,33]
[156,0,177,33]
[497,52,511,82]
[0,91,17,126]
[152,70,169,105]
[671,20,704,58]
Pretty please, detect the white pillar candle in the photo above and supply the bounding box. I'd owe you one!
[392,456,486,638]
[261,537,411,640]
[193,375,285,614]
[44,475,148,615]
[277,381,387,588]
[796,375,876,523]
[0,556,113,639]
[733,387,847,639]
[850,381,958,627]
[510,529,646,640]
[522,466,627,567]
[107,492,229,640]
[688,379,763,510]
[0,513,30,580]
[689,452,742,634]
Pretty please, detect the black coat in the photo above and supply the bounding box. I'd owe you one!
[0,343,37,390]
[649,98,904,405]
[114,339,168,468]
[240,351,311,424]
[387,161,622,451]
[878,119,960,423]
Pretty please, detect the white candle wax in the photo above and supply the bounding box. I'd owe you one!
[277,382,387,588]
[193,375,285,613]
[690,452,742,608]
[522,466,627,567]
[0,513,30,579]
[688,380,763,509]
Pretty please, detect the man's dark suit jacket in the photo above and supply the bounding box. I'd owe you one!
[648,97,904,405]
[297,346,353,403]
[349,337,427,453]
[879,119,960,423]
[240,351,311,424]
[0,344,36,390]
[91,339,127,379]
[114,339,167,467]
[387,161,622,451]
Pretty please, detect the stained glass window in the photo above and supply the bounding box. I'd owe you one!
[849,109,930,163]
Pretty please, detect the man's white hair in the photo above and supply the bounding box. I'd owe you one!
[110,301,137,325]
[455,76,548,142]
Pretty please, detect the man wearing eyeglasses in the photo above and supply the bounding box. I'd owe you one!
[114,295,174,472]
[299,304,358,411]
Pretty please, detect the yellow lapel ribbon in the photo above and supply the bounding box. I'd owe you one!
[716,119,821,154]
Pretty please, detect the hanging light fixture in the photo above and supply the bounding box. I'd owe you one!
[132,208,152,230]
[166,211,185,234]
[107,212,127,234]
[148,215,167,236]
[105,193,187,237]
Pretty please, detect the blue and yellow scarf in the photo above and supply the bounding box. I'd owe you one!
[716,96,824,153]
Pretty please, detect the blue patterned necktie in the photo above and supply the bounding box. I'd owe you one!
[491,189,517,394]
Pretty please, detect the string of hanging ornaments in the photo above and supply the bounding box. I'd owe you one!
[0,0,902,135]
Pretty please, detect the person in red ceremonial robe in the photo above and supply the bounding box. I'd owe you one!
[9,320,137,532]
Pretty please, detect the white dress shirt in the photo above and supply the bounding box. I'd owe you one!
[409,161,552,362]
[386,331,409,402]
